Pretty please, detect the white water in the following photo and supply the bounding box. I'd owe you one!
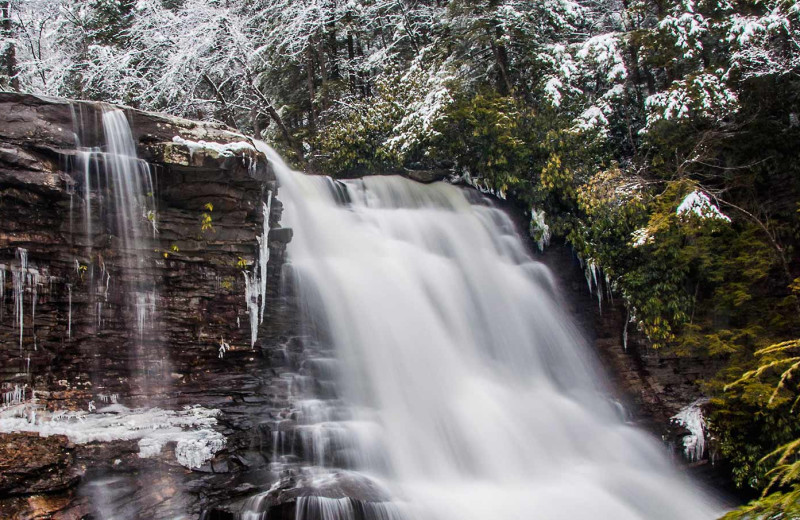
[101,109,157,253]
[266,147,722,520]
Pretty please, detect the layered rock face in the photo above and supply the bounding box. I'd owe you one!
[0,93,299,518]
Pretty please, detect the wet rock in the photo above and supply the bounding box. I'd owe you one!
[403,168,449,184]
[233,471,394,520]
[0,433,77,496]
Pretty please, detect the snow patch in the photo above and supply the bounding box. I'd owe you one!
[676,190,731,222]
[631,228,654,247]
[172,136,255,158]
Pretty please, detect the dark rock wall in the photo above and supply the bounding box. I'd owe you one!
[0,93,293,402]
[0,93,301,518]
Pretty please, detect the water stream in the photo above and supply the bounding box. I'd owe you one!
[258,146,722,520]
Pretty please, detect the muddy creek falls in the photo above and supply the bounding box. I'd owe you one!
[0,94,721,519]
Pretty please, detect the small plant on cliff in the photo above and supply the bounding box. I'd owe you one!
[200,202,214,233]
[161,244,180,259]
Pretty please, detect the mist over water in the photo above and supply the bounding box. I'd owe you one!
[265,145,723,520]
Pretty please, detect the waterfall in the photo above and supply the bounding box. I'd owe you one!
[261,146,722,520]
[101,109,158,250]
[66,107,166,394]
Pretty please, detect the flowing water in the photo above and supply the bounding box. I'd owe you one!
[262,145,722,520]
[76,107,165,395]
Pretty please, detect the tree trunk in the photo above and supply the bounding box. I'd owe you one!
[307,45,316,133]
[489,24,512,96]
[324,1,339,80]
[347,31,357,95]
[1,1,19,91]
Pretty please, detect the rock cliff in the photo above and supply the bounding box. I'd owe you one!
[0,93,299,518]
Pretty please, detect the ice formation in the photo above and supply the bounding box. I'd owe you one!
[2,385,24,407]
[218,338,230,359]
[529,209,552,251]
[0,403,225,469]
[672,398,709,462]
[243,194,272,347]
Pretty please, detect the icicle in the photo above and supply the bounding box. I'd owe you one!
[0,264,5,322]
[98,393,119,404]
[67,284,72,339]
[30,271,38,350]
[243,192,273,347]
[623,310,629,351]
[13,248,28,351]
[243,272,259,347]
[258,192,272,324]
[219,338,230,359]
[135,291,156,337]
[3,384,24,407]
[68,180,74,243]
[583,260,603,311]
[98,257,111,302]
[105,271,111,302]
[82,150,93,249]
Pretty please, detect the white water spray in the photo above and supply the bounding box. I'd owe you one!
[265,145,722,520]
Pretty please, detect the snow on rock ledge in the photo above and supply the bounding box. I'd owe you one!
[0,404,226,470]
[171,135,256,158]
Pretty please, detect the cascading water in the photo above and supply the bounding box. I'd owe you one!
[258,144,722,520]
[76,107,166,394]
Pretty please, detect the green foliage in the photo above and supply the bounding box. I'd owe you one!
[722,485,800,519]
[714,340,800,497]
[434,93,528,193]
[86,0,136,46]
[201,202,214,233]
